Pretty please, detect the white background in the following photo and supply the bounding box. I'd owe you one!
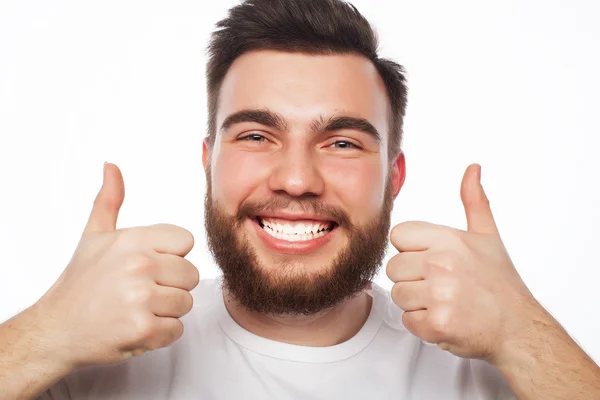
[1,0,599,364]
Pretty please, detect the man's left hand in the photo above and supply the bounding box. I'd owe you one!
[386,163,542,363]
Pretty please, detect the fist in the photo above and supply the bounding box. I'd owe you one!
[36,163,200,368]
[386,164,537,362]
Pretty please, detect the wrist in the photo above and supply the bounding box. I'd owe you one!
[488,295,557,370]
[23,300,79,374]
[0,303,77,399]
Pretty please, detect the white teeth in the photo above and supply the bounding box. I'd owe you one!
[260,217,332,236]
[262,226,328,242]
[258,217,333,242]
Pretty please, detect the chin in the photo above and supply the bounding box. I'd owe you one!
[259,253,340,276]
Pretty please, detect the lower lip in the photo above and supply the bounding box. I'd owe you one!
[250,218,337,255]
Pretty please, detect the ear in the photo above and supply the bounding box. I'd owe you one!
[391,151,406,199]
[202,138,210,172]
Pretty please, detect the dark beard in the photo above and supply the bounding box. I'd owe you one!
[204,172,394,316]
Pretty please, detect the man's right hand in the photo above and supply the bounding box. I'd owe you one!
[36,162,199,369]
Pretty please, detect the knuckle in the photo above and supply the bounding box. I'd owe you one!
[154,320,184,349]
[428,252,455,273]
[126,286,153,307]
[125,254,155,275]
[428,308,451,336]
[117,228,144,248]
[451,231,469,250]
[166,290,193,316]
[169,292,186,315]
[131,314,156,342]
[430,283,455,302]
[421,259,433,276]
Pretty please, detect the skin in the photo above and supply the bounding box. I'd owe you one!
[0,164,200,399]
[388,164,600,398]
[0,49,598,399]
[203,49,600,398]
[202,50,404,345]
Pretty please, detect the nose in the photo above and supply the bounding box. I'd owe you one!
[268,145,325,198]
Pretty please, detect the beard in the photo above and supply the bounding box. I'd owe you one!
[204,171,394,316]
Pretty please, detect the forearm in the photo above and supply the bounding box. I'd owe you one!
[493,304,600,400]
[0,303,74,399]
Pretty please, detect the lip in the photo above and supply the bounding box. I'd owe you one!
[249,217,337,255]
[254,210,335,223]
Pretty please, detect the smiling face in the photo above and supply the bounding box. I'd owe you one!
[203,50,406,315]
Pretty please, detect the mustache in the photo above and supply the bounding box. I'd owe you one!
[236,195,352,229]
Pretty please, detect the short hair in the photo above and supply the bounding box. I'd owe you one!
[206,0,408,162]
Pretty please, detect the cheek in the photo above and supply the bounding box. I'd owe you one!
[325,158,387,218]
[211,149,274,210]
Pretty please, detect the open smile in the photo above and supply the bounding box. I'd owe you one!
[249,214,339,255]
[256,216,336,241]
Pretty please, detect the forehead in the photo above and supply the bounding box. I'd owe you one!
[216,50,390,140]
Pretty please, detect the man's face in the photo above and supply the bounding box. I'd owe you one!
[203,50,406,315]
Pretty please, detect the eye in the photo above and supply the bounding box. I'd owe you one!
[238,133,268,142]
[329,140,361,150]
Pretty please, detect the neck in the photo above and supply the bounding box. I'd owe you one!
[222,286,373,347]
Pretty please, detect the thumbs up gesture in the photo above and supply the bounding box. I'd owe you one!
[387,164,538,363]
[36,163,199,369]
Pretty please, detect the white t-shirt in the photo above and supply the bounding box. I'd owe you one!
[41,279,516,399]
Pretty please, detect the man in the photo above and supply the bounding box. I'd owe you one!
[1,0,599,398]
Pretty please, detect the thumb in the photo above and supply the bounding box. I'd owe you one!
[83,162,125,234]
[460,163,498,235]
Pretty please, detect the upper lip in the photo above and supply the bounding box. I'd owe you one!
[254,211,335,223]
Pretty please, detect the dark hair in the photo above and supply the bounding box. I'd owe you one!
[206,0,408,162]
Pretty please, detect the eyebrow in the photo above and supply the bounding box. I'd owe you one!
[219,108,381,143]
